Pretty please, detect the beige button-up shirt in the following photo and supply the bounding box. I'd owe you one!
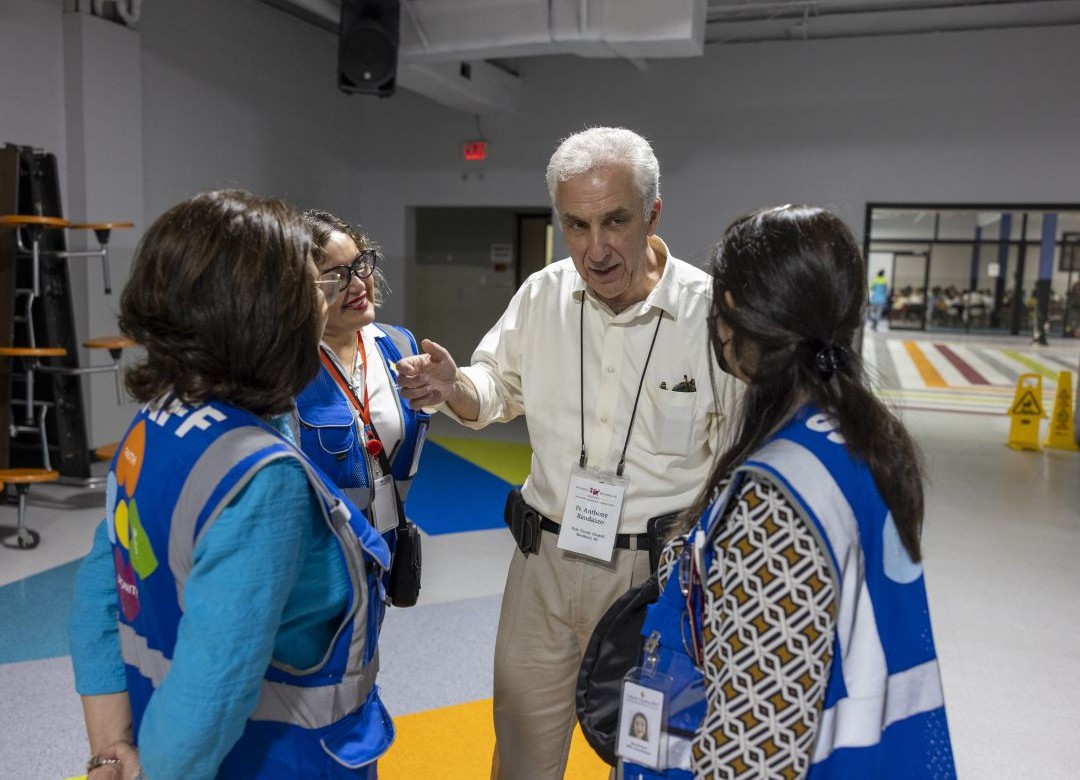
[445,236,741,533]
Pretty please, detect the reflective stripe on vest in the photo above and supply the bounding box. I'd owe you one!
[742,435,946,764]
[152,424,384,731]
[373,323,422,500]
[250,649,379,727]
[119,622,170,687]
[813,658,945,763]
[118,623,379,731]
[167,426,298,610]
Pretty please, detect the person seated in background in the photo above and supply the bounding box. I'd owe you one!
[68,190,394,780]
[621,205,955,779]
[294,209,429,606]
[1066,280,1080,336]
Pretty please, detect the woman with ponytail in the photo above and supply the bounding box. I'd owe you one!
[618,206,956,779]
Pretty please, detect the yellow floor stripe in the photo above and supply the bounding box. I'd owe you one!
[65,699,609,780]
[1002,349,1058,380]
[902,341,947,387]
[381,697,609,779]
[431,436,533,486]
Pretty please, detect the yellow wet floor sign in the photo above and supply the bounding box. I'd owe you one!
[1007,373,1045,451]
[1044,370,1079,451]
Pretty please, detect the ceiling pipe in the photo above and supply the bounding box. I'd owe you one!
[707,0,1044,20]
[402,0,431,48]
[707,0,1080,43]
[89,0,143,25]
[279,0,338,25]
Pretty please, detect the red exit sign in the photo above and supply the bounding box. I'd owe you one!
[463,140,488,162]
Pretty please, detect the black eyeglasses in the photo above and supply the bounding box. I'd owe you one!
[318,249,378,293]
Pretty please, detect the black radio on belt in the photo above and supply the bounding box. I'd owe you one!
[504,487,543,556]
[504,487,685,570]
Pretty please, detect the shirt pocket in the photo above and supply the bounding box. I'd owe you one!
[645,382,698,456]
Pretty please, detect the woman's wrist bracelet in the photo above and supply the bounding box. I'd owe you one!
[86,754,121,773]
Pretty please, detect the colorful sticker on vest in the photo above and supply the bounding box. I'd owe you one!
[106,471,118,545]
[882,511,923,584]
[115,499,130,550]
[116,421,145,495]
[114,546,140,622]
[127,499,158,579]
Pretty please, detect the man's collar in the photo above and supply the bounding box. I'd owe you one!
[643,235,680,319]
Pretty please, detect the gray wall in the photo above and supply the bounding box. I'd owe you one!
[1,0,1079,442]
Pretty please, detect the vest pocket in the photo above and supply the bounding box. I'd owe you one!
[300,421,367,488]
[320,686,395,769]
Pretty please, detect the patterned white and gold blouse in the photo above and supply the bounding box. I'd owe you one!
[657,475,838,779]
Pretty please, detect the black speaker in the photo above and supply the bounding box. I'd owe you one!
[338,0,400,97]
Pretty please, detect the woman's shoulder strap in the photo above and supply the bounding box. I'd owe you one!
[373,323,418,361]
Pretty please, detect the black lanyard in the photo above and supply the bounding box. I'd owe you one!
[578,295,663,477]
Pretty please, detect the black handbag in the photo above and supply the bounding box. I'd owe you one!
[387,519,421,607]
[575,572,661,767]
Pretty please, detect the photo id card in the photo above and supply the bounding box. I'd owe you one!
[557,464,627,562]
[616,679,665,769]
[371,474,399,534]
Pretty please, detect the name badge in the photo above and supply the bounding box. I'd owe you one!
[616,679,666,769]
[557,464,626,562]
[371,474,399,534]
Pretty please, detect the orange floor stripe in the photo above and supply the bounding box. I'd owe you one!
[64,700,610,780]
[380,697,610,779]
[902,341,947,388]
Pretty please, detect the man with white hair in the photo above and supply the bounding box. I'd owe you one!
[397,126,740,779]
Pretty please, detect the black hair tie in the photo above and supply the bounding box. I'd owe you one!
[813,342,850,380]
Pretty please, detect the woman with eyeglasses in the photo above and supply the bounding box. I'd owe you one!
[296,210,428,606]
[68,191,394,779]
[619,206,955,779]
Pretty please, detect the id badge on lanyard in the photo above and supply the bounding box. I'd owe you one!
[616,632,673,770]
[370,473,399,534]
[557,463,627,563]
[564,298,664,563]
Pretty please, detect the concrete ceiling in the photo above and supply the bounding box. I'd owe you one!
[261,0,1080,113]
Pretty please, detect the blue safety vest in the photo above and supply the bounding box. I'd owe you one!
[107,396,393,778]
[295,324,429,519]
[621,405,956,779]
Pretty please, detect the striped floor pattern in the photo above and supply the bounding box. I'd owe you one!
[863,336,1079,415]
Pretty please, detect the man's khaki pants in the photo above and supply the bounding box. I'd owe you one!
[491,529,652,780]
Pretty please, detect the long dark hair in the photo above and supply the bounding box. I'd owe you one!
[120,189,323,416]
[686,205,925,561]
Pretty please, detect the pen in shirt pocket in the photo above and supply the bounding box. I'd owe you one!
[661,375,697,392]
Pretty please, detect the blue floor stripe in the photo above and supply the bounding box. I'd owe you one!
[0,443,510,665]
[0,559,80,664]
[406,442,512,535]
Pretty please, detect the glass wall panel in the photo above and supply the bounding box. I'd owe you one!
[866,204,1080,337]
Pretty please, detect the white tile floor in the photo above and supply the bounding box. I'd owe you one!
[1,399,1078,778]
[902,408,1080,779]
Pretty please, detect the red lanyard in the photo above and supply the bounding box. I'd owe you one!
[320,335,384,457]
